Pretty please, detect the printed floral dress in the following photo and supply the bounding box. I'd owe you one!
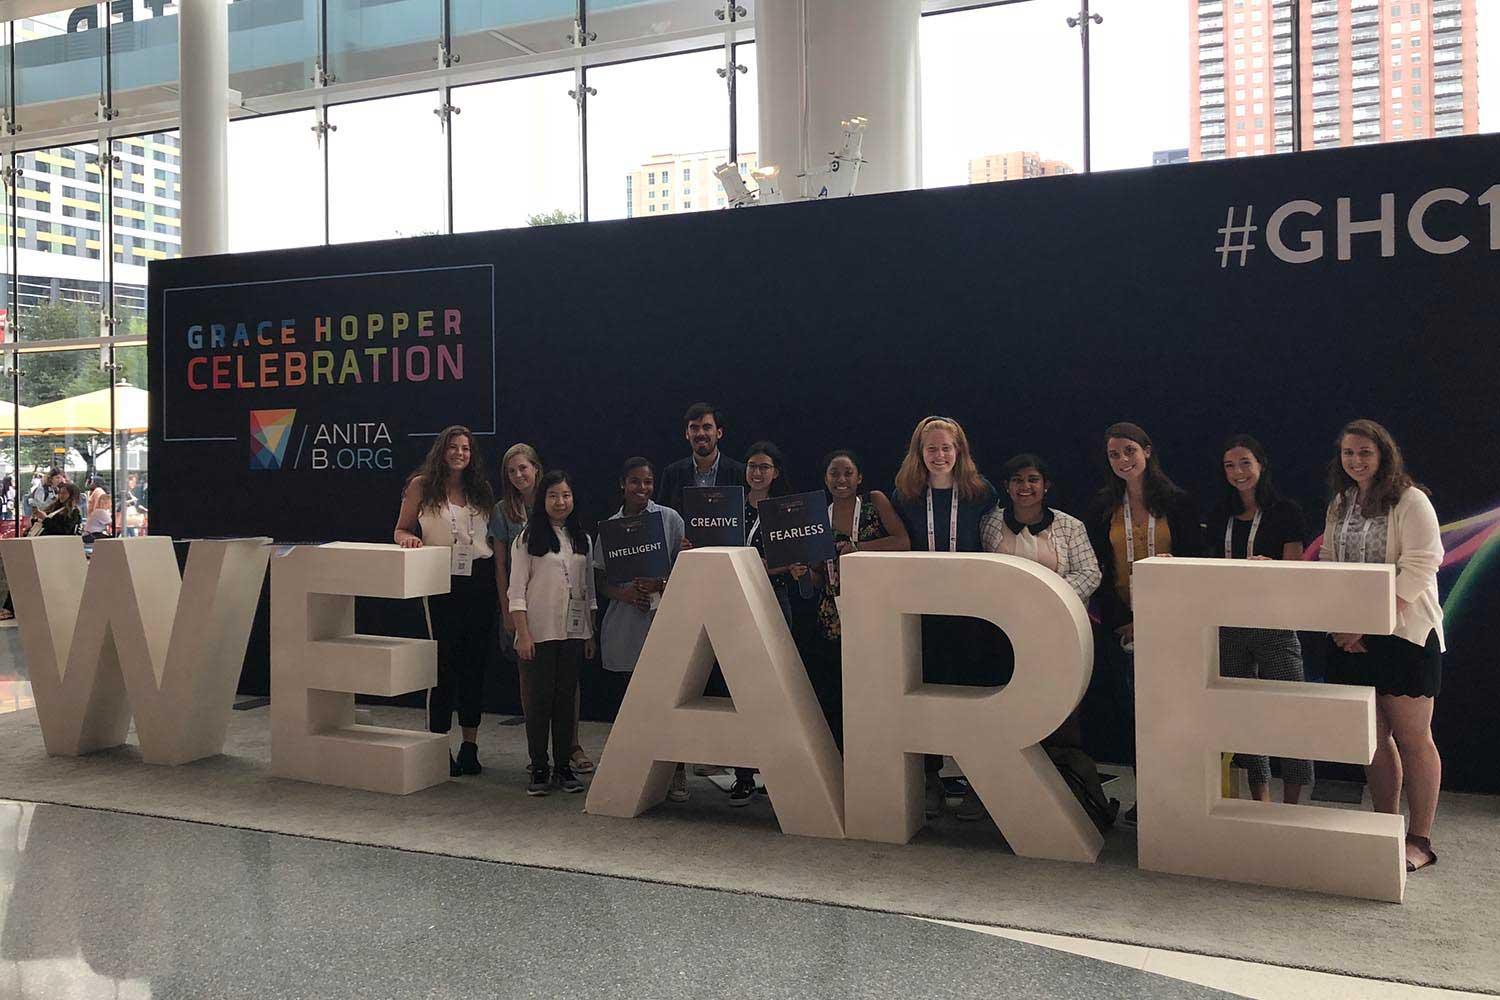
[817,497,890,640]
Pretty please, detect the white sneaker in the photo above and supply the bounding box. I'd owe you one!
[668,767,690,802]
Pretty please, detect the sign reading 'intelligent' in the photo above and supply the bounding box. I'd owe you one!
[159,265,497,445]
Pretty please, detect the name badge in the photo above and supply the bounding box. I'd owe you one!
[565,596,588,638]
[451,544,474,577]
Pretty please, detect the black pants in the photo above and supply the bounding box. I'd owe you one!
[427,558,497,734]
[520,638,584,769]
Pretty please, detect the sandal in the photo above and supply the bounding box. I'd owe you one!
[1405,833,1438,873]
[570,748,595,774]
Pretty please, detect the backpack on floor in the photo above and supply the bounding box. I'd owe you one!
[1045,746,1120,832]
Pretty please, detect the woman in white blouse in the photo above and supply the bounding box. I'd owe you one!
[980,453,1102,604]
[1320,419,1444,873]
[969,453,1103,822]
[510,470,597,797]
[394,426,502,778]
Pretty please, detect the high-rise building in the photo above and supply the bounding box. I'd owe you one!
[1190,0,1480,162]
[626,150,759,218]
[1153,148,1192,165]
[966,152,1075,185]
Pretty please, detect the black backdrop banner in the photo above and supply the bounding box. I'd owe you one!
[150,134,1500,792]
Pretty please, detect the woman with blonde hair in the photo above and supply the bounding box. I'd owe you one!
[892,415,1000,820]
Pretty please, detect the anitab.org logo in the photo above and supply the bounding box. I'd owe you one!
[249,409,297,470]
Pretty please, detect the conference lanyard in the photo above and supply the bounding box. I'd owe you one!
[927,489,959,552]
[826,496,862,590]
[1337,494,1373,563]
[556,531,589,637]
[1224,509,1262,560]
[746,508,761,546]
[446,503,477,577]
[1122,501,1156,564]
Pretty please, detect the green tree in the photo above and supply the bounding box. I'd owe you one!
[12,300,137,475]
[526,209,579,226]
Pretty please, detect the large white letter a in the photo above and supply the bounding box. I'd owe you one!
[585,547,844,837]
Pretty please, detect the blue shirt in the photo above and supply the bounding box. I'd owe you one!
[592,501,686,673]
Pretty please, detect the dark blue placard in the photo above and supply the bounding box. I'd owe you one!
[599,510,670,585]
[758,491,836,567]
[682,486,746,546]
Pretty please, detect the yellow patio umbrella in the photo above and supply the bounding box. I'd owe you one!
[5,383,148,436]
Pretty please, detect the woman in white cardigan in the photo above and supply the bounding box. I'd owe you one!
[1320,419,1444,873]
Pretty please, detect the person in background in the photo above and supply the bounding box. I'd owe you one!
[1320,419,1444,873]
[593,458,687,796]
[1,475,14,522]
[1204,434,1313,805]
[1086,422,1204,825]
[510,470,597,797]
[806,449,910,747]
[122,472,146,536]
[394,425,502,778]
[82,474,112,543]
[492,444,594,773]
[26,468,61,523]
[657,402,747,514]
[893,415,1000,821]
[37,482,82,537]
[967,453,1102,822]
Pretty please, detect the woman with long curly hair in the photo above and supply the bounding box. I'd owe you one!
[394,425,501,777]
[1320,419,1444,873]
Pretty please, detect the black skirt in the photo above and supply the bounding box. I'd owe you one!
[1325,630,1441,698]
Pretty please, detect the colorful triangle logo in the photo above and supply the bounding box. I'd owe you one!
[249,409,297,470]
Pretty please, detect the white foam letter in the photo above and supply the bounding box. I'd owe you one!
[0,536,271,764]
[585,547,844,837]
[270,543,452,794]
[838,552,1101,862]
[1133,557,1405,901]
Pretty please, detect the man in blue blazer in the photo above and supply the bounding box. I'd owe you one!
[658,402,747,514]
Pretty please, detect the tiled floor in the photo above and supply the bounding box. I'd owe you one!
[931,921,1495,999]
[0,800,1237,1000]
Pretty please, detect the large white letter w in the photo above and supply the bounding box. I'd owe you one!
[0,536,270,764]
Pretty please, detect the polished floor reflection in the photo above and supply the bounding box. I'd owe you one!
[0,626,32,718]
[0,801,1235,1000]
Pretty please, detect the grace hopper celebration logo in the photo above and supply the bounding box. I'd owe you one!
[249,409,297,471]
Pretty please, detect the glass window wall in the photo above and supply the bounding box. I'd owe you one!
[921,1,1083,189]
[451,72,580,232]
[229,110,326,251]
[328,92,446,242]
[586,48,732,222]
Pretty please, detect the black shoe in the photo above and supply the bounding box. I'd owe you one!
[526,764,551,796]
[456,741,482,776]
[729,776,755,807]
[450,753,461,778]
[555,766,585,793]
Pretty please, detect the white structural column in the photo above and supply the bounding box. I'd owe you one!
[755,0,922,196]
[179,0,230,256]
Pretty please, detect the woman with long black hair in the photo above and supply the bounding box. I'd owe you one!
[1205,434,1312,805]
[1086,422,1204,823]
[394,425,501,777]
[509,470,597,796]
